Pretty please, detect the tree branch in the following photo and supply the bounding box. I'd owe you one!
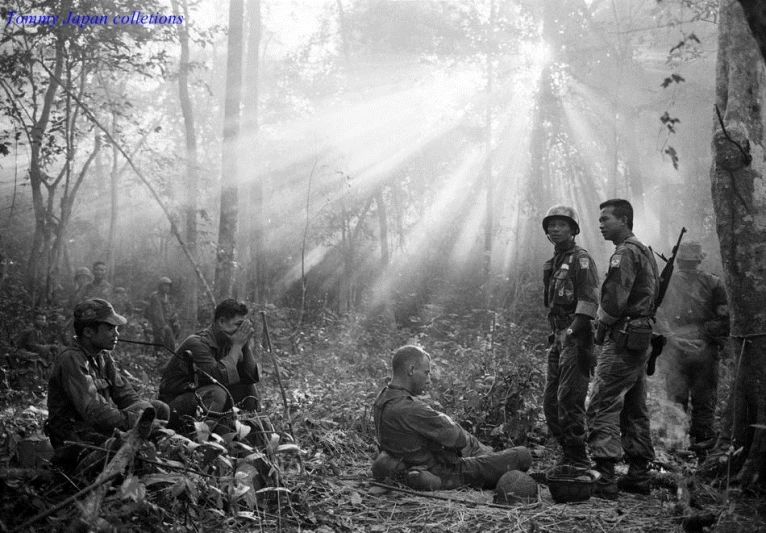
[35,59,217,309]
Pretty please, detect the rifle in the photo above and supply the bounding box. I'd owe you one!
[647,227,686,375]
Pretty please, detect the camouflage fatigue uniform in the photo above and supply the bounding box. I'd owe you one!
[76,280,114,303]
[543,241,599,466]
[46,341,169,449]
[658,267,728,445]
[372,386,532,490]
[588,234,659,485]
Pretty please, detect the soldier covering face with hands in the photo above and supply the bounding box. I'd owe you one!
[159,299,260,430]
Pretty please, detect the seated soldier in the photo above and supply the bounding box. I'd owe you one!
[159,299,260,429]
[372,345,532,491]
[45,299,169,466]
[17,309,58,359]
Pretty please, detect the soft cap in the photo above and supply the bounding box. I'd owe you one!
[74,298,127,326]
[677,241,704,261]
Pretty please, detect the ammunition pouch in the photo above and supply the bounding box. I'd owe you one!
[613,318,653,353]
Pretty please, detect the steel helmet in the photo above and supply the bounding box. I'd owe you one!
[158,276,172,286]
[74,266,93,280]
[542,204,580,235]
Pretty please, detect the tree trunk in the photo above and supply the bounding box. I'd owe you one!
[242,0,262,303]
[27,28,66,304]
[483,0,495,302]
[106,111,119,276]
[710,0,766,489]
[738,0,766,63]
[375,188,389,266]
[215,0,245,300]
[173,0,200,328]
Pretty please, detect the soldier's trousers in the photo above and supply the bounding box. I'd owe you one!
[586,337,654,463]
[544,330,589,454]
[665,341,719,442]
[434,445,532,489]
[371,446,532,491]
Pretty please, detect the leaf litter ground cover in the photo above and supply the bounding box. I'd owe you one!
[0,311,764,532]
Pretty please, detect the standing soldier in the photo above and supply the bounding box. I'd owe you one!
[112,287,133,317]
[77,261,114,302]
[60,267,95,345]
[589,198,659,499]
[147,277,180,355]
[541,205,599,468]
[656,242,729,454]
[68,267,93,311]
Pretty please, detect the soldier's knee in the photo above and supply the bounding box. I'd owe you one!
[509,446,532,472]
[198,385,228,412]
[150,400,170,421]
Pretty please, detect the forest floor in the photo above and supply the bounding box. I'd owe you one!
[0,310,764,532]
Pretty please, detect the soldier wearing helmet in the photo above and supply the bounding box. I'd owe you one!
[66,267,93,310]
[541,204,600,469]
[76,261,114,303]
[655,241,728,454]
[147,276,180,356]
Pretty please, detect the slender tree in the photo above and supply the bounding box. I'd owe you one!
[242,0,263,303]
[171,0,201,327]
[215,0,245,299]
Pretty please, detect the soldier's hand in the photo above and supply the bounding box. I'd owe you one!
[230,319,254,347]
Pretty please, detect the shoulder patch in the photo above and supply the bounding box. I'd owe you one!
[579,257,590,269]
[610,255,622,268]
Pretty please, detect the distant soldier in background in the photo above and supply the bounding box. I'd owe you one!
[113,287,133,317]
[77,261,113,302]
[16,309,58,360]
[58,267,95,345]
[541,205,600,468]
[68,267,93,311]
[656,242,729,454]
[147,277,180,355]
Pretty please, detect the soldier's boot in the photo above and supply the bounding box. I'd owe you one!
[560,444,591,469]
[404,468,442,491]
[689,433,717,459]
[617,459,652,495]
[371,451,405,481]
[592,459,618,500]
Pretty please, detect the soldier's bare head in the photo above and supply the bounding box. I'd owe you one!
[392,345,430,373]
[599,199,633,230]
[391,345,432,395]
